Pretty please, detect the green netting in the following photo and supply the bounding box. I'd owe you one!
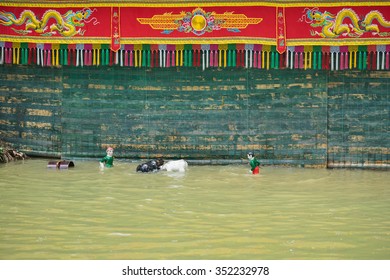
[0,65,388,167]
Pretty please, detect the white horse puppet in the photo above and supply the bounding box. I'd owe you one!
[160,159,188,172]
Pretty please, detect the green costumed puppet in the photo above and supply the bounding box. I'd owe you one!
[100,147,114,168]
[247,151,260,174]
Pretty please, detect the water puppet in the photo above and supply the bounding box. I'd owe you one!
[136,158,164,173]
[100,147,114,168]
[247,151,260,174]
[160,159,188,172]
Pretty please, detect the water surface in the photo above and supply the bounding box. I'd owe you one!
[0,159,389,259]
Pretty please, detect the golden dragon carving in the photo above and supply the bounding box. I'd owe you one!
[301,8,390,38]
[0,8,97,37]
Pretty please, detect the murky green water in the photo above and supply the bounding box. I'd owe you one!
[0,159,389,260]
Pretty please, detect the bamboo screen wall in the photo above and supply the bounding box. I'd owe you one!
[0,65,388,168]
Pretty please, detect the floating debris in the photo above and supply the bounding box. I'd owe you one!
[0,145,28,163]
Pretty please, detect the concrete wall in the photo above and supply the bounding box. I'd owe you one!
[0,65,388,167]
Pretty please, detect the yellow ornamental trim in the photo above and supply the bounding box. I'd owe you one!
[133,44,143,51]
[304,45,313,52]
[12,42,21,48]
